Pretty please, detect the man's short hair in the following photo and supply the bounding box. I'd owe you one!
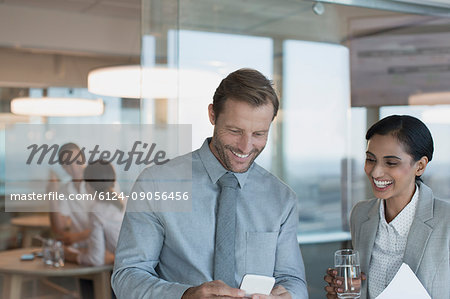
[212,68,279,120]
[58,142,84,165]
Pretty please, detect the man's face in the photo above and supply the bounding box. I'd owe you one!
[61,149,85,180]
[208,98,274,173]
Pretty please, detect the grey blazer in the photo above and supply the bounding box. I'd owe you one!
[350,182,450,299]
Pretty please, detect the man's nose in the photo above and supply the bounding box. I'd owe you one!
[236,135,252,154]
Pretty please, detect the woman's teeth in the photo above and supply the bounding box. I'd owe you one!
[373,179,393,188]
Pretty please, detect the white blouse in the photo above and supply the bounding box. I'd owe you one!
[368,185,419,298]
[78,202,124,266]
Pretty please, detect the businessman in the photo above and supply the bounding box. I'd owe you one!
[112,68,308,299]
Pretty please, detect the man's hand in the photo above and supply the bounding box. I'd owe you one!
[324,268,366,299]
[249,285,291,299]
[56,228,91,245]
[63,246,81,263]
[182,280,245,299]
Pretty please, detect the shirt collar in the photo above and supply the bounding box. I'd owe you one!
[67,180,87,194]
[379,184,419,236]
[198,138,251,188]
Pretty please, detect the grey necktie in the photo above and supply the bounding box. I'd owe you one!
[214,172,239,287]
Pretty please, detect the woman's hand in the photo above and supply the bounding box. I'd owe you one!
[324,268,341,299]
[324,268,366,299]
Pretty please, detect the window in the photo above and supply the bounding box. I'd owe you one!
[283,40,351,237]
[167,29,274,169]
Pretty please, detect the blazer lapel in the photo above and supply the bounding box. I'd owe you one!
[359,201,380,274]
[403,183,434,273]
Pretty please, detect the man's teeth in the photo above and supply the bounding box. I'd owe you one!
[373,179,393,188]
[231,150,249,158]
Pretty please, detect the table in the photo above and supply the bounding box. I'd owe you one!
[11,215,51,247]
[0,247,113,299]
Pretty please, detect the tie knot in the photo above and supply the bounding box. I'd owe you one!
[218,172,239,189]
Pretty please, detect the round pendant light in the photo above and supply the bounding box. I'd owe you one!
[11,97,104,116]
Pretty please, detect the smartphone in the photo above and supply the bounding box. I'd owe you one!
[20,254,35,261]
[239,274,275,296]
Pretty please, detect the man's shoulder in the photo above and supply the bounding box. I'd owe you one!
[251,163,286,184]
[250,163,296,198]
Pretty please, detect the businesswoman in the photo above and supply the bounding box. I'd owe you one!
[325,115,450,299]
[65,160,125,266]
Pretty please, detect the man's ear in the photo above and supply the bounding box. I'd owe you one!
[208,104,215,125]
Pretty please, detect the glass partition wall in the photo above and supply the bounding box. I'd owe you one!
[142,1,450,297]
[0,0,449,297]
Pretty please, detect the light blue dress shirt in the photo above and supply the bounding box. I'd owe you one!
[112,138,308,298]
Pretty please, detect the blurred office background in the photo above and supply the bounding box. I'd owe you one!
[1,0,450,298]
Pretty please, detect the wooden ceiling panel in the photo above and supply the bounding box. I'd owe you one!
[87,1,140,19]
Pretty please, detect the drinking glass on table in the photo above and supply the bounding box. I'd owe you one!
[53,241,65,268]
[334,249,361,299]
[43,239,54,266]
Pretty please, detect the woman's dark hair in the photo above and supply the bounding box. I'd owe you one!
[366,115,433,181]
[84,160,122,210]
[84,160,115,192]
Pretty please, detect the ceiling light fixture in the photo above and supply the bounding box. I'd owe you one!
[11,97,104,116]
[87,65,222,99]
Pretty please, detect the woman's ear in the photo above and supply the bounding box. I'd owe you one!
[416,156,429,177]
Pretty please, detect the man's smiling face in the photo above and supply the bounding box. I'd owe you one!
[208,98,273,173]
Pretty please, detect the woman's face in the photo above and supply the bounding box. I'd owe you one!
[364,134,426,203]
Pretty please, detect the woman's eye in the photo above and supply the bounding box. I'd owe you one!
[365,158,375,163]
[386,162,397,166]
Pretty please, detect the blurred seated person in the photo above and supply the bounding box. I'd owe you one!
[48,142,93,246]
[65,160,125,266]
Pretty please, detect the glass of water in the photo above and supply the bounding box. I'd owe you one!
[334,249,361,299]
[53,241,65,268]
[43,239,54,266]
